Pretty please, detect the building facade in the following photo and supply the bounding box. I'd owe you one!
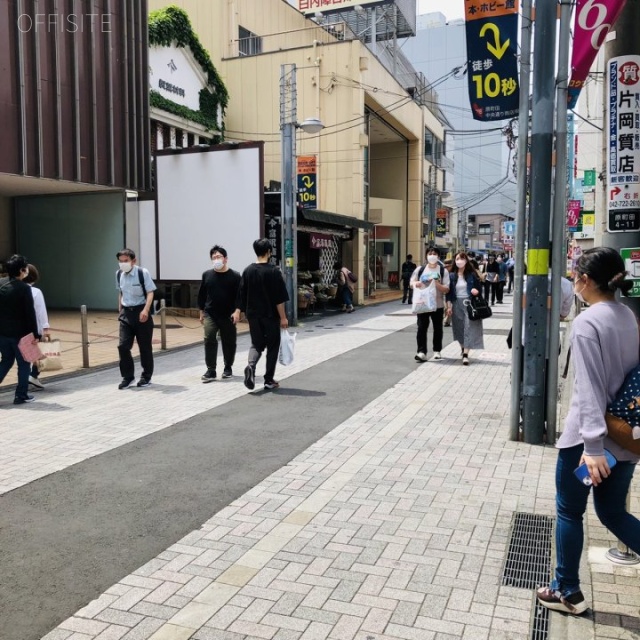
[148,0,447,299]
[0,0,151,308]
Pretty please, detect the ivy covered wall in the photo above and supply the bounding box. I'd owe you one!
[149,5,228,135]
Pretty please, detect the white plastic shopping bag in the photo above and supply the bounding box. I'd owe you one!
[411,281,437,314]
[279,329,296,366]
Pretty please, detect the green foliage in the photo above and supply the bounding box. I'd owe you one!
[148,5,228,133]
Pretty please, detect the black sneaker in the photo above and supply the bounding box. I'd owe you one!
[221,368,233,379]
[136,377,152,388]
[118,378,135,390]
[201,370,216,383]
[536,587,588,615]
[13,395,35,405]
[243,365,255,390]
[264,380,280,390]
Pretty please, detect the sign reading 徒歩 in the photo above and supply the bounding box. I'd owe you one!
[620,248,640,297]
[465,0,519,121]
[297,156,317,210]
[607,55,640,233]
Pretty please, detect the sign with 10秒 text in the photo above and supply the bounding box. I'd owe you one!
[465,0,519,121]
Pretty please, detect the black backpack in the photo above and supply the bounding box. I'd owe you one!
[117,268,157,314]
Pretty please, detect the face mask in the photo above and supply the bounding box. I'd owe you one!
[119,262,133,273]
[496,258,502,263]
[575,278,586,303]
[212,259,225,271]
[427,255,439,265]
[455,260,466,269]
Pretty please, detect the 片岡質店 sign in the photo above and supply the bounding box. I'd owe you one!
[465,0,519,121]
[297,155,317,210]
[607,55,640,233]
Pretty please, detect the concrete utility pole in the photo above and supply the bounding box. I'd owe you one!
[509,0,533,441]
[546,0,573,443]
[604,0,640,318]
[523,0,557,444]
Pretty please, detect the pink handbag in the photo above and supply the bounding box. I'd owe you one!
[18,333,44,363]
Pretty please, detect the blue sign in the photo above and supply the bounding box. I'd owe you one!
[465,1,519,122]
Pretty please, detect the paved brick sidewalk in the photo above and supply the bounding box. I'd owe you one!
[8,300,639,640]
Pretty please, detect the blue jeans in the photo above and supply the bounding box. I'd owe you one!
[0,336,31,400]
[342,286,353,308]
[552,445,640,596]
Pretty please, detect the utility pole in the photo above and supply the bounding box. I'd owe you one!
[546,0,573,443]
[281,64,298,326]
[603,0,640,318]
[522,0,557,444]
[508,0,532,441]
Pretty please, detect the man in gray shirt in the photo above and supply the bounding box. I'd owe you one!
[115,249,157,389]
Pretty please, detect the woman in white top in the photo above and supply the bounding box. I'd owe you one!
[23,264,50,390]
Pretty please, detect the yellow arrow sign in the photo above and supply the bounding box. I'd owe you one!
[302,175,315,188]
[480,23,510,60]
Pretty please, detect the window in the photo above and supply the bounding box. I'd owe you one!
[239,26,262,56]
[424,128,443,166]
[479,223,492,235]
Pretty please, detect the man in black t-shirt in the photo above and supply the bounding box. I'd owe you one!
[197,245,242,382]
[401,254,417,304]
[235,239,289,391]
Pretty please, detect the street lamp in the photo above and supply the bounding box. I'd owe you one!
[281,63,325,326]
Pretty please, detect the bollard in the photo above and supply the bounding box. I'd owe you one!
[160,299,167,350]
[606,491,639,565]
[80,305,90,368]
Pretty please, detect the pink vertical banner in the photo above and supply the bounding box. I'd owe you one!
[567,200,581,229]
[568,0,628,108]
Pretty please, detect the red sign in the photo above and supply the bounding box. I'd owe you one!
[309,233,333,250]
[567,200,581,228]
[567,0,628,108]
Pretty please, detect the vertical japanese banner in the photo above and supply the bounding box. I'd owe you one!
[567,200,581,230]
[568,0,628,108]
[465,0,519,121]
[607,56,640,232]
[297,156,317,210]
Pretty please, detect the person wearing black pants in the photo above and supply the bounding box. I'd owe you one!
[485,254,500,305]
[237,239,289,391]
[416,308,445,360]
[115,249,157,389]
[198,245,242,382]
[401,254,416,304]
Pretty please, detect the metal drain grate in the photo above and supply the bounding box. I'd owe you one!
[502,512,554,589]
[502,513,554,640]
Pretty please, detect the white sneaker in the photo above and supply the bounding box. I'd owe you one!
[29,376,45,390]
[433,352,442,360]
[414,352,427,362]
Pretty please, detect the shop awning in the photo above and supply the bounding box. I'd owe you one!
[299,208,374,231]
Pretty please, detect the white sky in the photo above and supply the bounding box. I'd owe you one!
[418,0,465,21]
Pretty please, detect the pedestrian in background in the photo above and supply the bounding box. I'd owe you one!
[0,255,39,404]
[335,261,355,313]
[401,254,417,304]
[443,259,453,327]
[23,264,50,391]
[198,245,241,382]
[538,247,640,615]
[238,239,289,391]
[485,254,500,305]
[115,249,157,389]
[496,255,507,303]
[410,248,450,362]
[446,252,483,366]
[506,255,515,293]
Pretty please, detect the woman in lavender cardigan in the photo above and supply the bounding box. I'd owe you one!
[537,247,640,615]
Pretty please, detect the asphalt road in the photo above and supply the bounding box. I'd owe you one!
[0,315,453,640]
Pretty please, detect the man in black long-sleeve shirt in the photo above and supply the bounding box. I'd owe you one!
[0,254,39,404]
[197,245,242,382]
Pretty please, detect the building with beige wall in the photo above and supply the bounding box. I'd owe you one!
[148,0,447,299]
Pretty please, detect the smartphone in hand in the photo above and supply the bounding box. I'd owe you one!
[574,450,617,486]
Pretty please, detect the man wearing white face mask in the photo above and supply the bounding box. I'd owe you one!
[197,245,242,382]
[116,249,157,389]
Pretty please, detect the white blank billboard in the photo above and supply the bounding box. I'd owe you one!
[156,145,262,280]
